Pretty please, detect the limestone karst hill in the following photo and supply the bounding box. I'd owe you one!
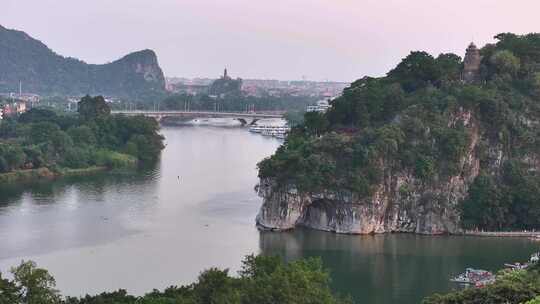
[0,25,166,100]
[257,33,540,234]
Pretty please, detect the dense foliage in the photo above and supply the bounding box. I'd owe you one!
[0,96,164,175]
[258,33,540,230]
[208,77,243,97]
[423,263,540,304]
[0,256,350,304]
[0,25,166,101]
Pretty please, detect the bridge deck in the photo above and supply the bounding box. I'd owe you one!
[112,110,284,119]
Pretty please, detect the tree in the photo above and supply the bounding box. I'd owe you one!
[435,53,462,83]
[125,134,162,162]
[29,122,60,144]
[67,126,96,146]
[2,145,26,171]
[304,112,329,136]
[0,272,21,304]
[10,260,60,304]
[23,146,45,169]
[62,147,90,168]
[0,156,8,173]
[193,268,239,304]
[490,50,520,76]
[239,255,345,304]
[387,51,441,92]
[18,108,58,124]
[78,95,111,121]
[51,131,74,154]
[460,174,507,230]
[0,118,19,138]
[525,296,540,304]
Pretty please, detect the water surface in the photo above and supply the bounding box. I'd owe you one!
[0,126,538,304]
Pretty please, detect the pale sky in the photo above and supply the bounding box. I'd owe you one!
[1,0,539,82]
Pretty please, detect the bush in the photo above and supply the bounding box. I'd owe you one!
[93,149,136,168]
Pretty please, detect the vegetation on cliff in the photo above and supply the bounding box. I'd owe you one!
[258,33,540,231]
[0,96,164,177]
[0,25,166,101]
[0,256,350,304]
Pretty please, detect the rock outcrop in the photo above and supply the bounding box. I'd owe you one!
[256,108,534,235]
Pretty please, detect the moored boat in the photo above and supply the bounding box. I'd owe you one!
[450,268,494,285]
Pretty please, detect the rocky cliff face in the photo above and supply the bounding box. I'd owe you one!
[0,25,166,100]
[256,109,510,235]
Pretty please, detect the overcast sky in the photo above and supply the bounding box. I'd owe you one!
[1,0,539,82]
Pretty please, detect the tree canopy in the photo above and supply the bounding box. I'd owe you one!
[0,256,351,304]
[0,96,164,175]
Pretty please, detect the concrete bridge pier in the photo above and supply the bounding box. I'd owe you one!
[234,118,260,126]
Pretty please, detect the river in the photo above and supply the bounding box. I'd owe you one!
[0,126,538,304]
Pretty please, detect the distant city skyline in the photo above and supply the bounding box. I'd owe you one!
[1,0,539,82]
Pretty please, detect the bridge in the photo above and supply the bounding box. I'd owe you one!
[111,110,285,125]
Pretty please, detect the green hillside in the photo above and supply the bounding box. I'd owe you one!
[0,25,166,101]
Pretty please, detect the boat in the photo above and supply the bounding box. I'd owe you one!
[450,268,494,285]
[530,252,539,263]
[450,273,471,284]
[249,125,290,138]
[275,132,286,139]
[475,277,496,288]
[504,262,528,270]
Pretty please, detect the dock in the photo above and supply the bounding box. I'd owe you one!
[463,231,540,238]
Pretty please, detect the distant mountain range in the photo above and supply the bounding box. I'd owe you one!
[0,25,166,101]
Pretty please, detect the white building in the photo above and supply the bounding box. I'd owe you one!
[307,99,331,113]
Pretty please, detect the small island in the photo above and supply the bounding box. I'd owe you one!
[0,95,164,183]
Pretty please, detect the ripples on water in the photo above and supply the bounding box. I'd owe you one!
[0,126,538,304]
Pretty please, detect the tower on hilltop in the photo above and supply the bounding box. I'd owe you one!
[462,42,482,83]
[223,68,229,79]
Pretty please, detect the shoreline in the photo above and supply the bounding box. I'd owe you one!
[0,166,110,184]
[257,224,540,239]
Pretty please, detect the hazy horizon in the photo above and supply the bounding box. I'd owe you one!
[2,0,539,82]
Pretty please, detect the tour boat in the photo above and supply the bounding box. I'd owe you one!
[249,125,290,138]
[450,268,494,285]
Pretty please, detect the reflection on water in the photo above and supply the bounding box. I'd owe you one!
[0,127,280,298]
[0,167,160,260]
[260,229,539,304]
[0,126,538,304]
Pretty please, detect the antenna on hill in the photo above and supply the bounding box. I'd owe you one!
[19,81,22,96]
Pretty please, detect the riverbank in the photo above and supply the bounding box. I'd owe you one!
[0,166,123,184]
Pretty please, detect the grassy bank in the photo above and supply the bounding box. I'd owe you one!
[0,167,56,183]
[0,152,137,184]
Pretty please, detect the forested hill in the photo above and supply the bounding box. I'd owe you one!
[257,33,540,233]
[0,25,166,101]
